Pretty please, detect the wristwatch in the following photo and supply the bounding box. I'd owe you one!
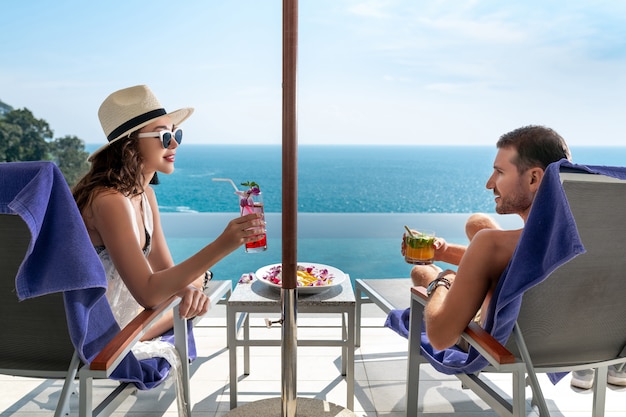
[426,275,452,297]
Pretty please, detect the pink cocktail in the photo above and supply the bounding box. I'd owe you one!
[212,178,267,253]
[238,185,267,253]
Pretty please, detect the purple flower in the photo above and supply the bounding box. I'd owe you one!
[239,273,254,284]
[239,182,261,207]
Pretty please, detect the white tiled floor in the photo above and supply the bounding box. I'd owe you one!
[1,303,624,416]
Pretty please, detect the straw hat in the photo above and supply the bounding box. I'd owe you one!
[89,85,194,161]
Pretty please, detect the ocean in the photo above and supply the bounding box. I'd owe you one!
[153,145,626,213]
[86,144,626,282]
[159,145,498,214]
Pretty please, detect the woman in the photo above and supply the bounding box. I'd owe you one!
[73,85,264,340]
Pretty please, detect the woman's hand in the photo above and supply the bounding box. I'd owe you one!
[217,213,266,252]
[176,285,210,319]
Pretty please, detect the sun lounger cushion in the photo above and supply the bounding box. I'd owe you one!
[385,159,626,376]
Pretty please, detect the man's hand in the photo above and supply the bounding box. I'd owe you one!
[432,237,450,261]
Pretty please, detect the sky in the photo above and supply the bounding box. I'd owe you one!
[1,0,626,147]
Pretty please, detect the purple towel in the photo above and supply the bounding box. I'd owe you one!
[0,161,107,299]
[385,160,626,380]
[0,161,195,390]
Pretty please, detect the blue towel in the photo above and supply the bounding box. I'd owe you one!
[0,161,107,299]
[385,160,626,379]
[0,161,194,390]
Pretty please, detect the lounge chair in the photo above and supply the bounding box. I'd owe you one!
[0,161,230,417]
[0,210,193,416]
[405,164,626,417]
[355,278,412,347]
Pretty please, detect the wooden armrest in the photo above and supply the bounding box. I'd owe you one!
[410,286,429,303]
[464,322,515,364]
[410,286,515,365]
[90,296,180,371]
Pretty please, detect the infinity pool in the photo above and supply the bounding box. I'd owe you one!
[164,212,523,284]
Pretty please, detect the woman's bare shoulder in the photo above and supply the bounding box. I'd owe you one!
[90,188,132,216]
[144,186,158,203]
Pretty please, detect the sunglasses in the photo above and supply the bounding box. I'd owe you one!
[137,128,183,148]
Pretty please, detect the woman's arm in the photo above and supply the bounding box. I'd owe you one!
[91,189,262,309]
[145,188,204,289]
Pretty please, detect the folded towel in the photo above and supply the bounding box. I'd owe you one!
[109,319,197,390]
[386,160,626,378]
[1,161,195,389]
[0,161,107,298]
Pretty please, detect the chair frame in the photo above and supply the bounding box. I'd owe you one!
[355,278,412,347]
[79,297,189,417]
[77,278,231,417]
[1,212,232,417]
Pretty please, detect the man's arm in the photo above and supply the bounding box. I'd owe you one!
[422,229,520,350]
[434,240,466,265]
[435,212,502,266]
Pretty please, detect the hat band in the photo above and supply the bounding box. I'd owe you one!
[107,108,167,142]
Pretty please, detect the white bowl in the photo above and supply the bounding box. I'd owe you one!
[255,262,346,294]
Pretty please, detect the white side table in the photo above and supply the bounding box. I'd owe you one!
[227,277,355,410]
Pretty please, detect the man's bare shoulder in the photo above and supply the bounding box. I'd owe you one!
[472,227,523,251]
[476,227,523,238]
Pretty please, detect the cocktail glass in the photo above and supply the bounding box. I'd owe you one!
[238,190,267,253]
[404,230,435,264]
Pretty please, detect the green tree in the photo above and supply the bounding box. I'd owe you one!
[0,108,52,161]
[49,135,90,187]
[1,106,92,185]
[0,121,22,161]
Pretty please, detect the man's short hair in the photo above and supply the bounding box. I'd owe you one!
[497,125,571,173]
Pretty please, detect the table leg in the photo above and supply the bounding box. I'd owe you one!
[355,284,363,348]
[347,308,355,411]
[341,313,347,375]
[228,306,237,409]
[243,312,250,375]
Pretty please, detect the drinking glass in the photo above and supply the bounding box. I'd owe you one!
[239,191,267,253]
[404,230,435,264]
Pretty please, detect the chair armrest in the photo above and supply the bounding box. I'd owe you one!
[464,322,515,365]
[410,286,515,365]
[90,295,181,371]
[410,285,429,304]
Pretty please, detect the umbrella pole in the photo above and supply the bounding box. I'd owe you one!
[281,0,298,417]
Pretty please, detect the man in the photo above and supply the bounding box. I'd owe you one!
[406,125,625,388]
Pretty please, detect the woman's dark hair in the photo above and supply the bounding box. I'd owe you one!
[73,132,150,211]
[497,125,571,173]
